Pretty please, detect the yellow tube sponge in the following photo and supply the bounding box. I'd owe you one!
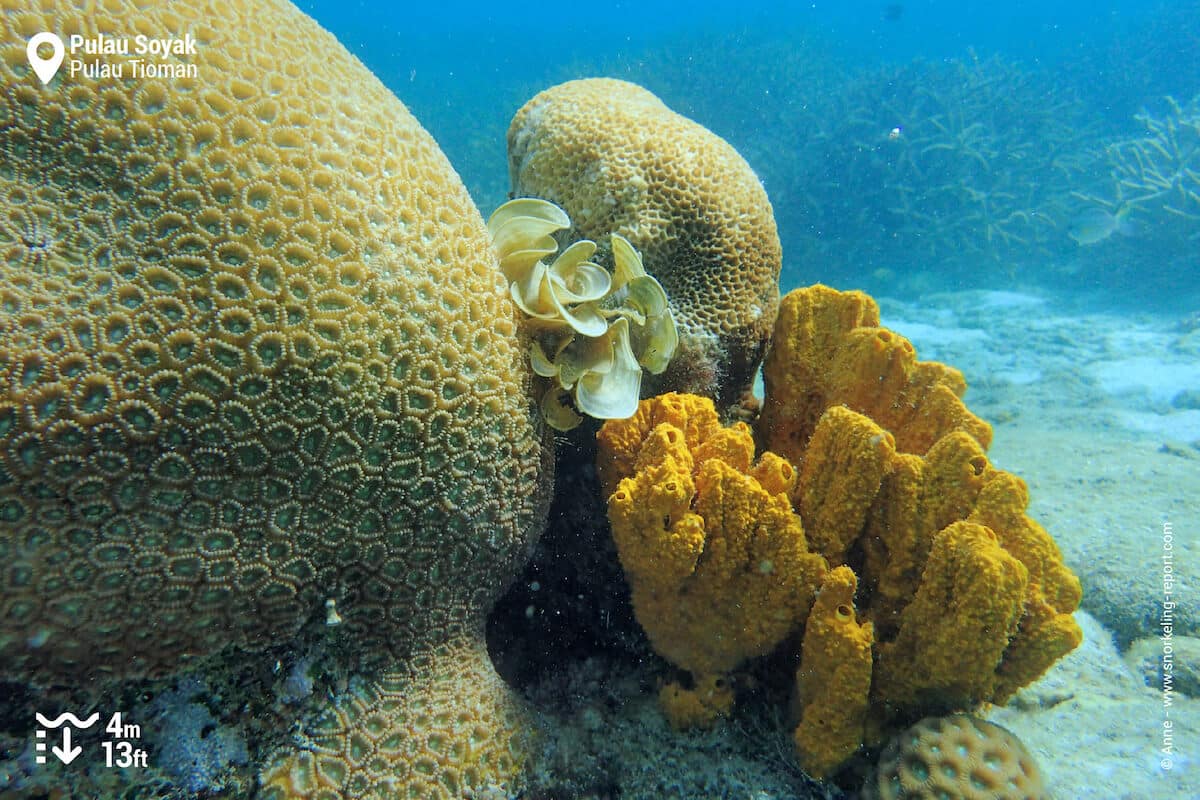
[595,391,724,499]
[967,472,1084,700]
[601,395,827,682]
[795,406,897,567]
[607,424,706,592]
[873,521,1029,713]
[508,79,781,408]
[969,472,1083,615]
[792,566,875,779]
[860,431,994,632]
[759,285,992,465]
[603,290,1082,778]
[861,440,1081,708]
[660,674,736,731]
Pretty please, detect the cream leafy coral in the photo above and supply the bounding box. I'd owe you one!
[489,197,678,429]
[507,79,781,408]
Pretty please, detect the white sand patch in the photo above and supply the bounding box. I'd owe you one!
[880,316,988,364]
[990,366,1044,385]
[990,612,1200,799]
[923,288,1049,310]
[882,317,988,346]
[1116,408,1200,440]
[1091,356,1200,406]
[969,289,1048,309]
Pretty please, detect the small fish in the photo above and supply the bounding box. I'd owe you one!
[884,4,904,21]
[1067,205,1136,246]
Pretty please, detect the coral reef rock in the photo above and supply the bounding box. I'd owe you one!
[863,714,1046,800]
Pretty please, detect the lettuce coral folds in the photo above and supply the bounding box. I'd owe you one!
[488,197,677,429]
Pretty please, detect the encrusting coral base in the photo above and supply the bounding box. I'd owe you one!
[260,637,536,799]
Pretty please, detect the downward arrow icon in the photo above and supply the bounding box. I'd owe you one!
[52,727,81,765]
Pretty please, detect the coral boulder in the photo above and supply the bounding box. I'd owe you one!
[1,0,550,796]
[508,78,780,409]
[864,714,1047,800]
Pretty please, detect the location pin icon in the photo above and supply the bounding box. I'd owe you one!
[27,32,65,85]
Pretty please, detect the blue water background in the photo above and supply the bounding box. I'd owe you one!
[300,0,1200,308]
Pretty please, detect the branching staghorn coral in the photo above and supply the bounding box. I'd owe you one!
[577,45,1090,284]
[784,52,1093,277]
[1055,95,1200,286]
[1104,95,1200,230]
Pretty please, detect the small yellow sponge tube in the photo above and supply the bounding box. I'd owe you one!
[660,674,736,730]
[967,472,1084,699]
[874,521,1029,712]
[795,406,896,567]
[792,566,875,779]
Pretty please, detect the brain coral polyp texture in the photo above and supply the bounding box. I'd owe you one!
[1,0,549,796]
[508,78,781,409]
[260,640,534,800]
[864,714,1048,800]
[599,286,1082,778]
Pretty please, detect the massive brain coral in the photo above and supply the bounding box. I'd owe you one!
[507,78,781,410]
[1,0,549,795]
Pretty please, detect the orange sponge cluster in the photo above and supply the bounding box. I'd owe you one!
[598,285,1082,778]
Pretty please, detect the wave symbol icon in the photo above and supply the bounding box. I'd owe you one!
[34,712,100,729]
